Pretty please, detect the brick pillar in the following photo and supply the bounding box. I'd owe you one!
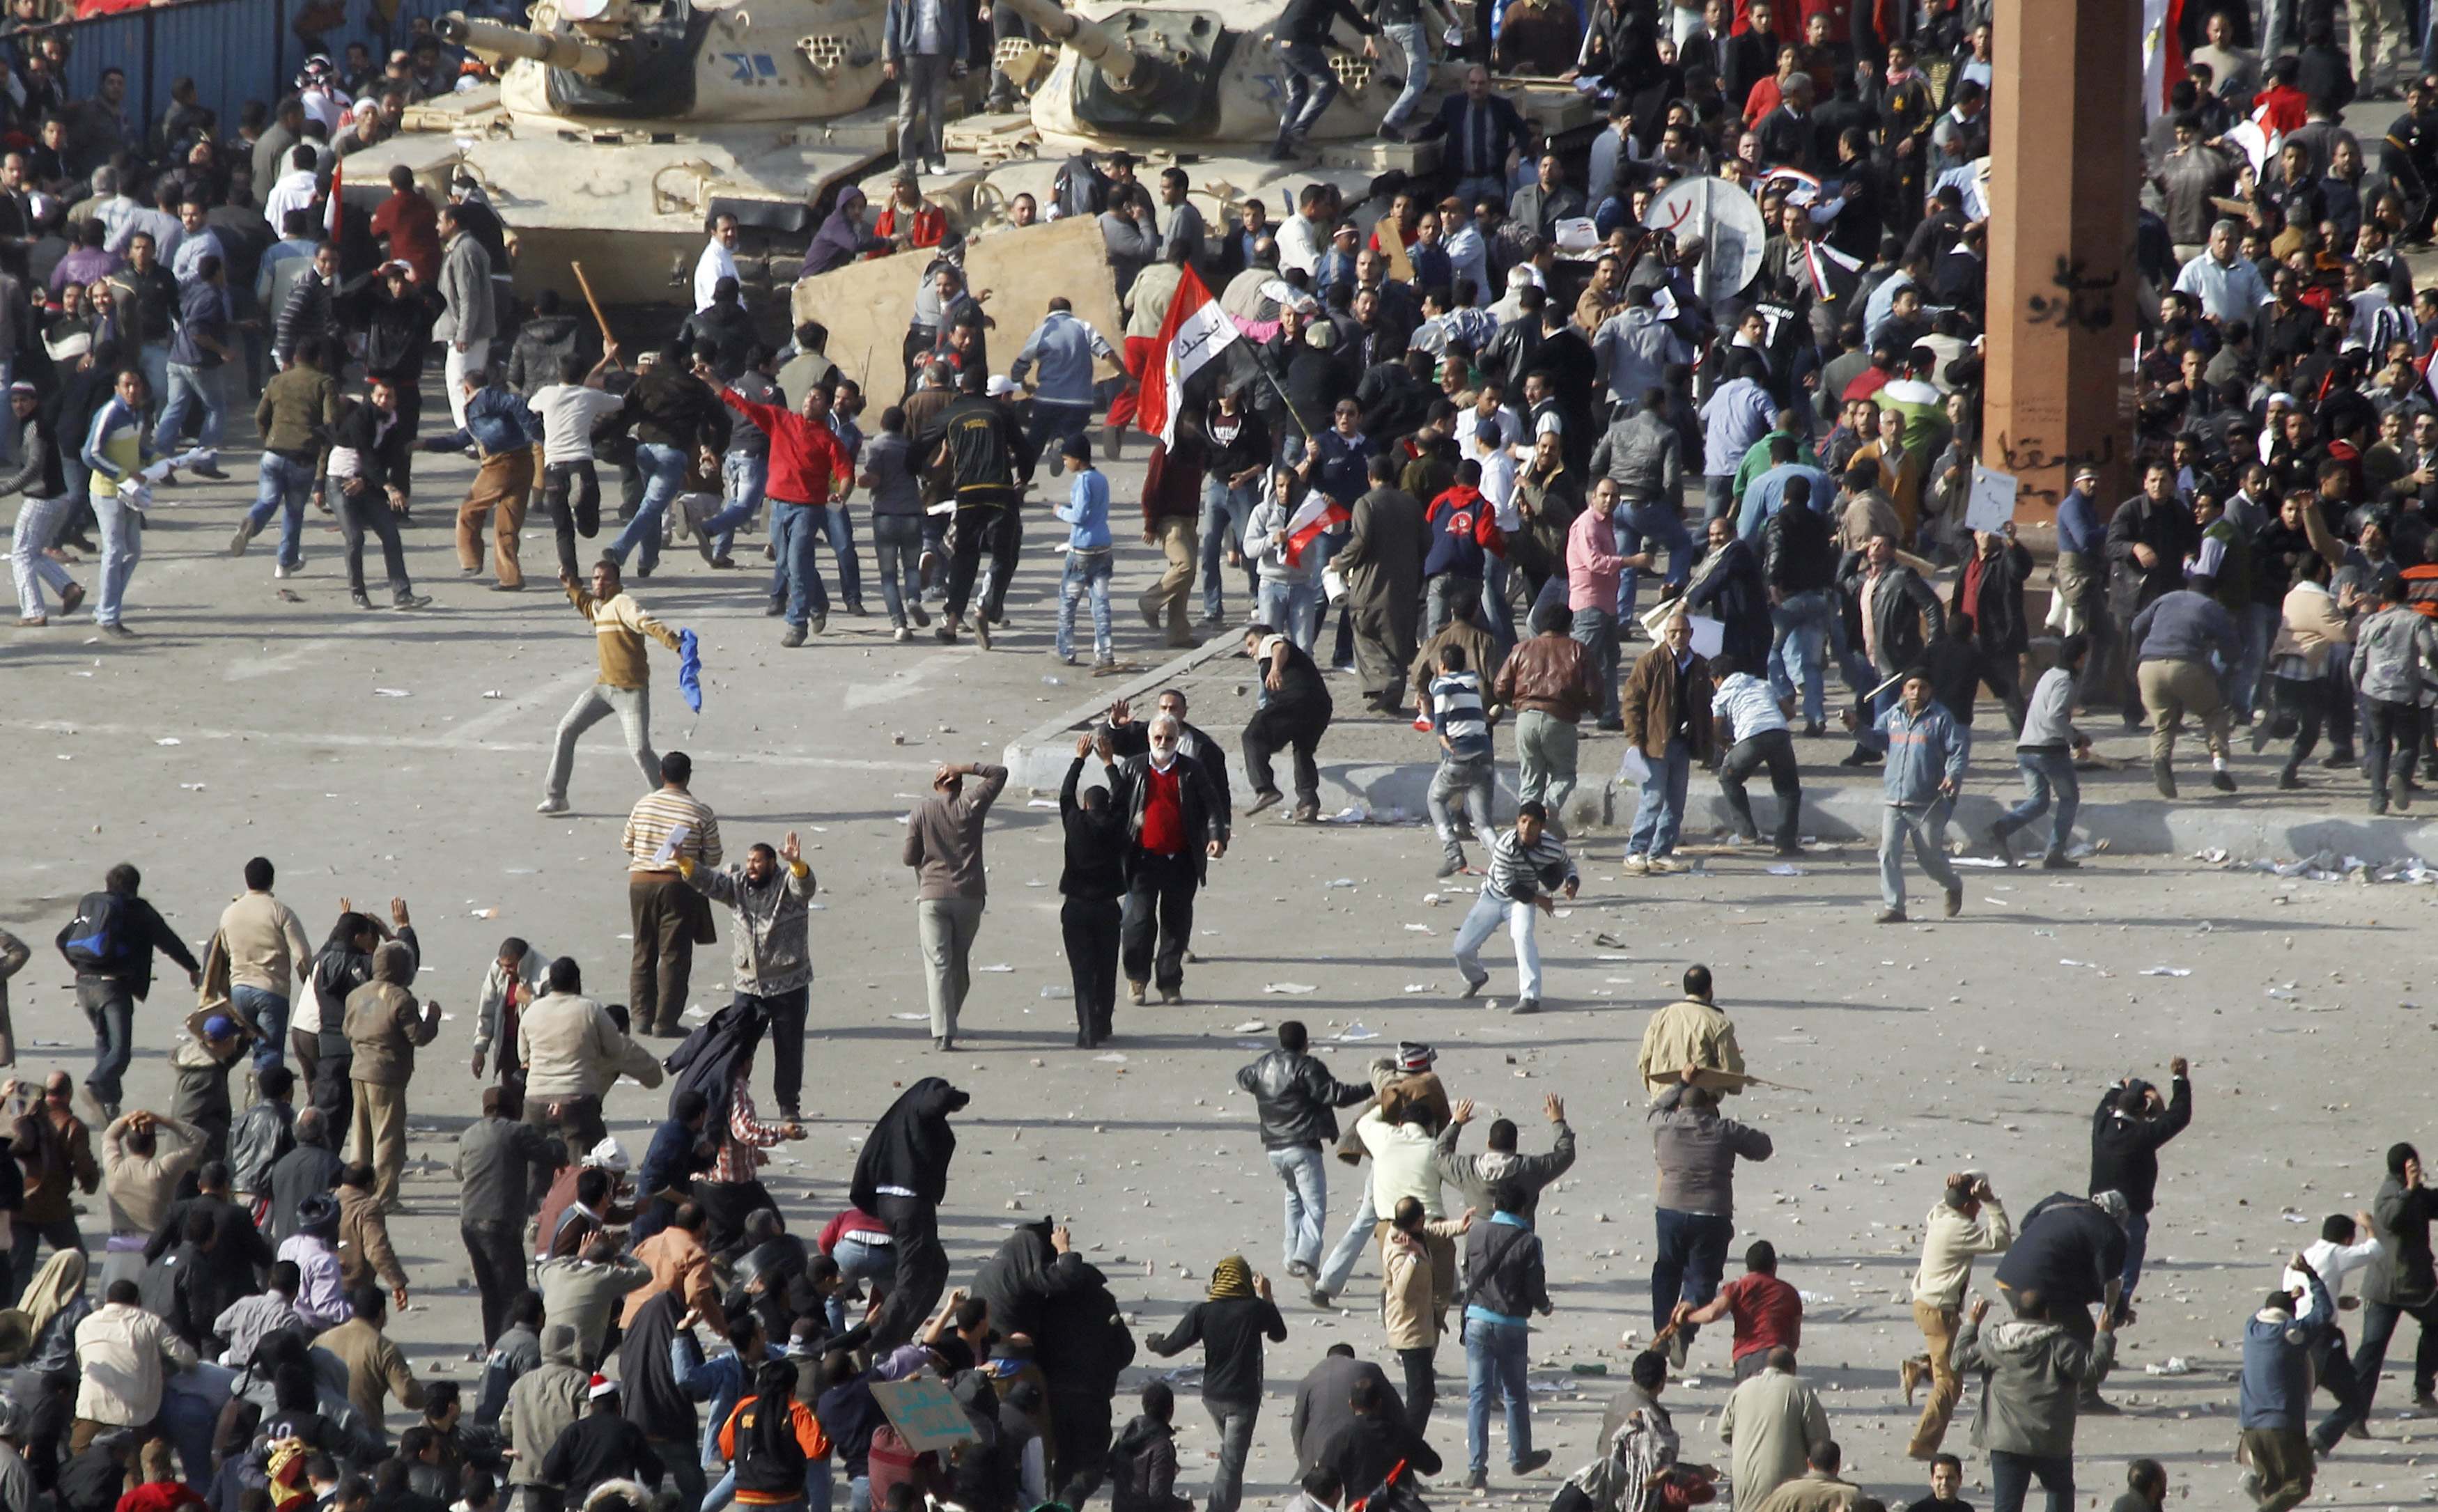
[1980,0,2143,521]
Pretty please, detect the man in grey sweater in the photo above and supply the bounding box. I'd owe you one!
[1647,1075,1772,1366]
[901,761,1008,1052]
[1436,1092,1576,1221]
[2129,575,2244,798]
[1990,633,2093,869]
[2350,571,2437,816]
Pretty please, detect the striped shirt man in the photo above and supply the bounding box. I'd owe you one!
[1431,669,1492,761]
[1484,827,1576,903]
[710,1074,785,1182]
[624,787,724,874]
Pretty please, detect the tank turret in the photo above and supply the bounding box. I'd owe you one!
[435,14,621,81]
[345,0,901,306]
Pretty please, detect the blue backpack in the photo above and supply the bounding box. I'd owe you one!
[56,889,130,973]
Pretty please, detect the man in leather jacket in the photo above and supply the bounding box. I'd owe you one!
[1234,1022,1369,1284]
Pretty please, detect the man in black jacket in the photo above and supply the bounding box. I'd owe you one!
[1107,712,1228,1008]
[1103,691,1237,827]
[2088,1059,2192,1332]
[1059,740,1129,1050]
[1762,474,1837,736]
[1835,533,1944,764]
[56,862,199,1121]
[1457,1180,1553,1489]
[2105,461,2198,726]
[1242,623,1336,820]
[1952,523,2034,731]
[1315,1371,1439,1503]
[920,386,1037,646]
[1236,1022,1369,1281]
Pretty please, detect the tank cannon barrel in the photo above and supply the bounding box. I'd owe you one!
[435,13,619,77]
[992,0,1142,86]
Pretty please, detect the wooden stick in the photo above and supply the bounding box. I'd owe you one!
[570,261,623,371]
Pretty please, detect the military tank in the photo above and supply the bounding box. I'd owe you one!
[345,0,902,306]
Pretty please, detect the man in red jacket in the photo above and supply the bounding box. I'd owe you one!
[714,362,852,648]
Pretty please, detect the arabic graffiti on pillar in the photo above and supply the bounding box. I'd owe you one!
[1994,430,2118,506]
[2022,256,2120,333]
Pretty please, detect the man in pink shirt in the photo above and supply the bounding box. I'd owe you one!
[1566,478,1630,728]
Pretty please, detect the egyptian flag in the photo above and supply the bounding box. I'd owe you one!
[1282,489,1351,567]
[1135,263,1240,446]
[1801,238,1863,304]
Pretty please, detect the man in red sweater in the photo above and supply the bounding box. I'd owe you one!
[715,364,851,648]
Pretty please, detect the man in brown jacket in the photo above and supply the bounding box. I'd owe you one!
[903,761,1008,1052]
[336,1163,411,1304]
[1493,601,1600,838]
[316,1284,426,1442]
[344,940,442,1209]
[1620,610,1714,873]
[9,1071,98,1296]
[1336,454,1427,715]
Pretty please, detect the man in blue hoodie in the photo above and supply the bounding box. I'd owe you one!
[2240,1256,2334,1512]
[1011,298,1121,478]
[1846,667,1966,923]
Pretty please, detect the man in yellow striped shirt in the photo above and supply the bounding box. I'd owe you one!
[623,751,722,1036]
[540,558,683,816]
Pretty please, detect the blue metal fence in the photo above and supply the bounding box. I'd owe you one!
[56,0,460,140]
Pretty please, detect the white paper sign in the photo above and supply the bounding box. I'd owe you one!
[1965,465,2019,536]
[1684,614,1725,660]
[650,823,692,866]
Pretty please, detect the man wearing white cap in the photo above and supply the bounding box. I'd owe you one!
[3,379,83,626]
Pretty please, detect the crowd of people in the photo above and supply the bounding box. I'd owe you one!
[0,0,2435,1511]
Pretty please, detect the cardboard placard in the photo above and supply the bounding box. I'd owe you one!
[869,1376,980,1453]
[1965,465,2019,536]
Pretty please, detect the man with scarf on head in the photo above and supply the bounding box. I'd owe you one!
[1144,1256,1287,1512]
[853,1077,969,1350]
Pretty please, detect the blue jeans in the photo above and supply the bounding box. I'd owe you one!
[772,501,832,627]
[1769,586,1834,724]
[1315,1187,1377,1298]
[610,441,688,572]
[1058,547,1114,660]
[1649,1208,1732,1339]
[229,985,289,1073]
[77,976,134,1109]
[2233,600,2277,717]
[1618,499,1691,621]
[93,488,142,627]
[818,502,864,604]
[1571,607,1620,723]
[1483,555,1515,641]
[1381,20,1431,130]
[1266,1142,1327,1274]
[1452,891,1539,999]
[871,512,924,627]
[1998,749,2080,859]
[159,360,226,452]
[1464,1318,1532,1475]
[1627,736,1691,857]
[703,451,768,557]
[249,452,315,569]
[1278,39,1339,137]
[1258,576,1321,653]
[1701,474,1736,523]
[136,343,170,422]
[1199,474,1259,619]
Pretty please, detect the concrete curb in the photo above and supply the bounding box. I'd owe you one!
[1000,636,1245,790]
[1004,655,2438,859]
